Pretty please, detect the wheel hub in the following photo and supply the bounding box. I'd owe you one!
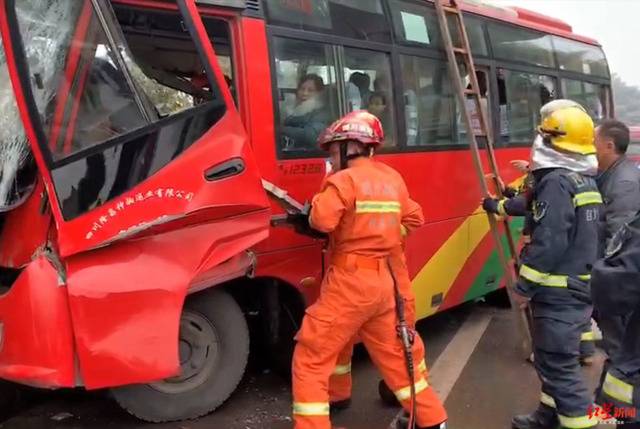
[150,310,220,394]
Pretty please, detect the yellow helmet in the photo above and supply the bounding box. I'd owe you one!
[538,106,595,155]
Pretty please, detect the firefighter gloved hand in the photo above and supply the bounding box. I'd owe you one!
[503,186,518,199]
[286,212,327,239]
[482,197,502,215]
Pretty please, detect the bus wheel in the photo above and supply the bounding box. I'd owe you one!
[111,288,249,422]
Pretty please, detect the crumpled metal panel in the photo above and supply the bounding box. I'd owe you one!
[66,209,269,389]
[0,255,76,388]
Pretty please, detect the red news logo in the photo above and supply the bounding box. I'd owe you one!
[588,403,637,421]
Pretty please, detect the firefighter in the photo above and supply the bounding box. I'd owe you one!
[485,104,602,429]
[591,214,640,427]
[288,111,447,429]
[484,100,598,365]
[328,192,427,411]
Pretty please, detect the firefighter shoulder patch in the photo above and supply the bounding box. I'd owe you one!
[532,200,548,222]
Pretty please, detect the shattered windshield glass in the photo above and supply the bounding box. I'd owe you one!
[0,31,35,212]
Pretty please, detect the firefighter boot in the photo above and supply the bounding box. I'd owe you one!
[512,404,558,429]
[379,379,400,407]
[329,398,352,412]
[395,411,447,429]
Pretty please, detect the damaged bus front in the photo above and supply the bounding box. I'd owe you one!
[0,0,270,422]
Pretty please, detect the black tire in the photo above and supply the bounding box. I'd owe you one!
[269,299,303,380]
[111,288,249,422]
[0,380,22,420]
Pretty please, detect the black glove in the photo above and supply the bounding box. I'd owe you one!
[482,197,501,215]
[286,205,327,239]
[503,186,517,199]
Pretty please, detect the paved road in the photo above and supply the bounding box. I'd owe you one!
[0,301,610,429]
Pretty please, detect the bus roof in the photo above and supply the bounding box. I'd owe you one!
[450,0,601,46]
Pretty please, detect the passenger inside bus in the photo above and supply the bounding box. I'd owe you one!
[349,72,371,108]
[282,74,330,150]
[367,92,391,134]
[375,73,415,146]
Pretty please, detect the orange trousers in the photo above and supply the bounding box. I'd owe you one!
[292,258,447,429]
[329,251,427,403]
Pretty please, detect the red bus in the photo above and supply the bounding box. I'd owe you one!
[628,126,640,161]
[0,0,612,423]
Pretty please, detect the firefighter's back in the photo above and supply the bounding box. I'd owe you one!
[322,158,406,260]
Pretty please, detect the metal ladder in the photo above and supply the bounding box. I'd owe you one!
[433,0,532,356]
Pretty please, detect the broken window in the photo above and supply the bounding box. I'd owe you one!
[11,1,230,219]
[13,1,224,161]
[0,28,36,212]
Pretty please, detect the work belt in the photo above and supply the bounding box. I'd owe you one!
[332,254,386,271]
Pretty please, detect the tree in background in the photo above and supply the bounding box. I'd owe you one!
[613,73,640,125]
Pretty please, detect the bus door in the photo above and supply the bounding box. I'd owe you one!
[0,0,272,387]
[0,0,270,257]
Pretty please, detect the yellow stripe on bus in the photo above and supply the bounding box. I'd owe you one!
[412,176,525,319]
[413,206,490,319]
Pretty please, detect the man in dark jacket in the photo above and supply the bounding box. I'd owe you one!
[590,214,640,428]
[596,120,640,248]
[594,120,640,361]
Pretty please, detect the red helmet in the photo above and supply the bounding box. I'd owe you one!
[318,111,384,151]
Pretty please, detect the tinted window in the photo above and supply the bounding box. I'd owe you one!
[553,37,609,78]
[389,1,442,47]
[273,37,338,155]
[561,79,607,122]
[390,1,487,56]
[343,48,397,147]
[498,69,557,144]
[399,55,460,146]
[53,103,225,220]
[265,0,391,43]
[488,23,555,68]
[450,15,488,56]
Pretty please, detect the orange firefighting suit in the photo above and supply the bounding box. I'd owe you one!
[329,198,429,403]
[292,157,447,429]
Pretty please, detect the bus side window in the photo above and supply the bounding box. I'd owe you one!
[457,69,490,140]
[272,37,339,156]
[497,69,556,145]
[343,48,397,148]
[561,79,606,122]
[399,55,459,147]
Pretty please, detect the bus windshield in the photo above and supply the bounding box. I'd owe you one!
[0,34,36,212]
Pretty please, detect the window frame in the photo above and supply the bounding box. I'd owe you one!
[494,66,560,147]
[266,2,613,157]
[263,0,393,44]
[558,76,612,121]
[486,20,557,71]
[267,25,400,160]
[6,0,231,170]
[387,0,490,59]
[551,35,610,79]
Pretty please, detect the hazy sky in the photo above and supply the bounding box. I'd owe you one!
[491,0,640,88]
